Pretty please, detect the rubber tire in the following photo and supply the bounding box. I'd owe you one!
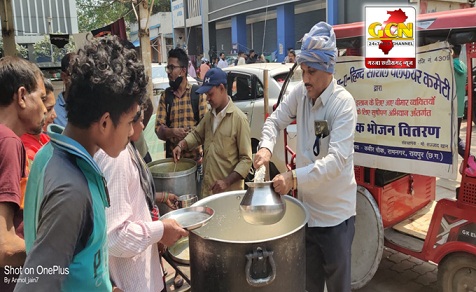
[437,252,476,292]
[351,186,384,290]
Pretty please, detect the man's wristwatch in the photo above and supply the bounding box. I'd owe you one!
[291,169,297,190]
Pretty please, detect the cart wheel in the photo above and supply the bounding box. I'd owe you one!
[351,186,384,290]
[437,252,476,292]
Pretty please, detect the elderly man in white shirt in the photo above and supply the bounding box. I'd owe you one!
[254,22,357,292]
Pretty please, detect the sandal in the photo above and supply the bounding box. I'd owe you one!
[174,273,184,288]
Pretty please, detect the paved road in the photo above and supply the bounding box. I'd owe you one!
[162,247,439,292]
[355,248,438,292]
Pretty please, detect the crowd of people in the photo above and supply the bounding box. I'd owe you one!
[186,47,298,82]
[1,22,358,292]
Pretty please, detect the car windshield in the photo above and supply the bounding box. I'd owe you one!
[226,55,238,66]
[274,66,302,87]
[151,66,167,79]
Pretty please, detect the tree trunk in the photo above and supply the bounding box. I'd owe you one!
[0,0,17,56]
[138,0,153,102]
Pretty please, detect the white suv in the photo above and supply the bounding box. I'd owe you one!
[222,63,302,177]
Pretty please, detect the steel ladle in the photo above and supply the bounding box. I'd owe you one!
[239,181,286,225]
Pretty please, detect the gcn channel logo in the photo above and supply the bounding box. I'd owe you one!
[365,6,416,69]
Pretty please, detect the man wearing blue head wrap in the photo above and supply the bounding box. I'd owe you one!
[254,22,357,292]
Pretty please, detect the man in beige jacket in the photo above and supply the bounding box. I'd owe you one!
[173,68,252,197]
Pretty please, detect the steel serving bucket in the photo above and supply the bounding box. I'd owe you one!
[189,190,309,292]
[148,158,197,214]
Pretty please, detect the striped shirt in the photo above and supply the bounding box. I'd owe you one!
[94,147,164,292]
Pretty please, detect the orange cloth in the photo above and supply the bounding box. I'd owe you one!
[21,133,51,161]
[19,133,50,208]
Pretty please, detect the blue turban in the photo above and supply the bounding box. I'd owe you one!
[297,22,337,74]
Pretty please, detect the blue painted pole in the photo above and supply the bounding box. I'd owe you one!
[327,0,339,25]
[231,15,247,54]
[276,3,295,62]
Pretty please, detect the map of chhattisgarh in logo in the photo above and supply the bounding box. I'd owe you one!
[365,6,416,69]
[375,9,408,54]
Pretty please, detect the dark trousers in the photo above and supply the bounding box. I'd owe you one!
[306,216,355,292]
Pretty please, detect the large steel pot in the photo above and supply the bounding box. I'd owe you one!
[190,190,309,292]
[148,158,197,214]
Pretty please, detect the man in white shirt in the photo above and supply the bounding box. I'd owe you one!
[236,51,246,66]
[254,22,357,292]
[217,52,228,69]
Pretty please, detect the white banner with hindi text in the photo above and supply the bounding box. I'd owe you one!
[335,42,458,179]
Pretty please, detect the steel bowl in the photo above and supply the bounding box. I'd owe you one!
[177,194,198,209]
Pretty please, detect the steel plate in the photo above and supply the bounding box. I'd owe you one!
[160,206,214,230]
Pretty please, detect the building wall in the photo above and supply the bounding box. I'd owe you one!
[209,0,301,22]
[209,0,324,59]
[246,19,277,55]
[130,12,173,41]
[343,0,411,23]
[216,28,232,54]
[10,0,78,44]
[294,9,326,49]
[214,18,279,56]
[179,0,472,60]
[187,26,203,56]
[130,12,173,63]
